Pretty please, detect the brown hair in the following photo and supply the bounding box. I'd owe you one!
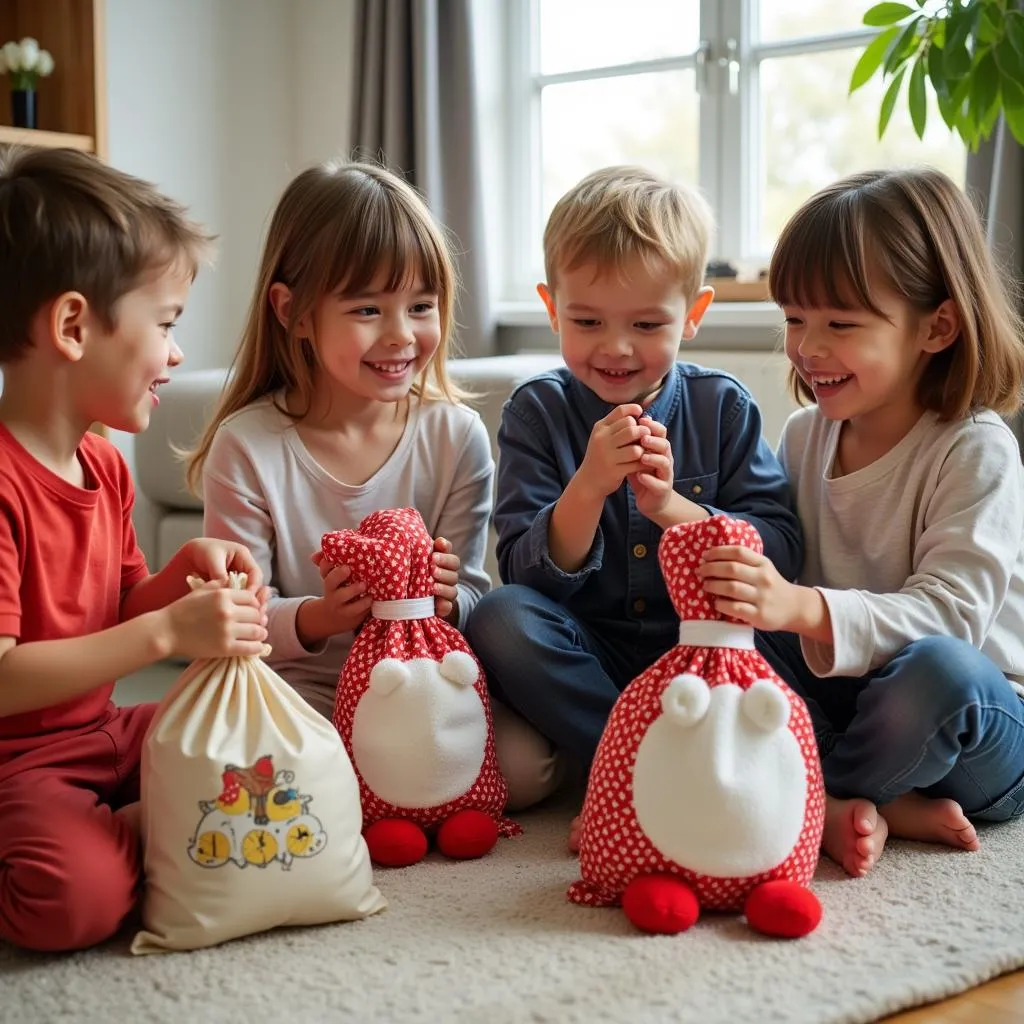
[185,159,466,493]
[0,145,214,363]
[543,165,713,306]
[769,167,1024,419]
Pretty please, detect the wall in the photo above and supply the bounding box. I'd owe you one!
[105,0,356,559]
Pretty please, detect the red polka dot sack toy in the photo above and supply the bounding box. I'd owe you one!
[321,507,520,868]
[568,515,825,939]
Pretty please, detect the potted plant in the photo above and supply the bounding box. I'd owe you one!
[0,37,56,130]
[850,0,1024,150]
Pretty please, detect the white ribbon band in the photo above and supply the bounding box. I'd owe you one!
[372,597,435,621]
[679,620,756,650]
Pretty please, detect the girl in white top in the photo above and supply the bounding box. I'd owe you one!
[697,167,1024,877]
[186,161,493,721]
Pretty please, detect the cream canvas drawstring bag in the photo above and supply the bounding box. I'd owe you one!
[132,573,385,954]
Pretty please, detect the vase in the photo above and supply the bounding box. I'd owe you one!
[11,89,37,130]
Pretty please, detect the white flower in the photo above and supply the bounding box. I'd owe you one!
[18,37,39,71]
[2,41,21,72]
[37,50,54,76]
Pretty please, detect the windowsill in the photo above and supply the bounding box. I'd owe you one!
[495,300,783,331]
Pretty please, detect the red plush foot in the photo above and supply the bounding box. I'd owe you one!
[364,818,429,867]
[622,874,700,934]
[744,880,822,938]
[436,810,499,860]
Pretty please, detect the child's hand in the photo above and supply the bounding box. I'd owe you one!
[432,537,460,622]
[176,538,269,607]
[697,545,801,631]
[576,404,649,500]
[163,579,268,660]
[628,417,674,519]
[309,550,374,636]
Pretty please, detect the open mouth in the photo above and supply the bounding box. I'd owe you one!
[594,367,639,383]
[366,360,413,379]
[810,373,852,395]
[148,377,170,402]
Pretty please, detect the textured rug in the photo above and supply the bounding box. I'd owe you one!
[2,800,1023,1024]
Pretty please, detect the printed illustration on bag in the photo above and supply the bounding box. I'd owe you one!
[187,755,328,870]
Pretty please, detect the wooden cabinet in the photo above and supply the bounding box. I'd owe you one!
[0,0,106,159]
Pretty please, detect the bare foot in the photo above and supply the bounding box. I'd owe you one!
[568,813,582,854]
[822,795,889,877]
[879,792,980,851]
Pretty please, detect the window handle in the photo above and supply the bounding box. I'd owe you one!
[695,39,711,95]
[718,37,740,95]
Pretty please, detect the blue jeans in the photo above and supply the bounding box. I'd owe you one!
[465,585,674,768]
[756,632,1024,822]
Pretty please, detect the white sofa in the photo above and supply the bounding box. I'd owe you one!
[134,351,794,585]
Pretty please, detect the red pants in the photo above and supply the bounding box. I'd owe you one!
[0,702,155,951]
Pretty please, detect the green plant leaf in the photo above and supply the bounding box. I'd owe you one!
[943,1,982,76]
[908,55,928,137]
[864,2,917,26]
[884,18,923,73]
[1003,77,1024,146]
[971,49,1001,121]
[927,39,948,97]
[879,67,907,138]
[978,3,1004,45]
[850,25,901,92]
[994,35,1024,80]
[1005,11,1024,59]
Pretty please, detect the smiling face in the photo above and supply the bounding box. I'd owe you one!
[541,257,710,405]
[76,260,190,433]
[285,272,442,411]
[782,281,959,435]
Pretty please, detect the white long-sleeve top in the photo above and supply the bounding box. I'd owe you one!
[202,393,494,699]
[779,405,1024,693]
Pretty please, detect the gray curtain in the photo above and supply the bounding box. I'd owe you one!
[352,0,495,357]
[966,116,1024,454]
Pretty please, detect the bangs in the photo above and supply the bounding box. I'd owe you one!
[768,194,887,318]
[330,183,447,298]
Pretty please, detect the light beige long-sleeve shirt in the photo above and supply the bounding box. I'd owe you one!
[779,405,1024,692]
[202,393,494,713]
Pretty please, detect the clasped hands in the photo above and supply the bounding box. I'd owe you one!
[576,403,675,520]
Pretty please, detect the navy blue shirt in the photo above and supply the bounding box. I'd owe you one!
[493,362,803,648]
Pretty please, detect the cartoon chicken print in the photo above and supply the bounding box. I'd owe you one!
[321,507,519,868]
[568,515,825,939]
[187,757,328,871]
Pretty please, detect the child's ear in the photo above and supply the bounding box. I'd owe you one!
[922,297,960,353]
[682,286,715,341]
[268,282,314,337]
[536,283,559,333]
[48,291,89,363]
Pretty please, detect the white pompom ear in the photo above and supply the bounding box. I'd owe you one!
[660,673,710,726]
[439,650,479,687]
[742,678,790,732]
[369,659,409,696]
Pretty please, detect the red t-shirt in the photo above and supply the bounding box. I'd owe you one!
[0,424,149,752]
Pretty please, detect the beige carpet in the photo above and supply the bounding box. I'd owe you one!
[2,798,1023,1024]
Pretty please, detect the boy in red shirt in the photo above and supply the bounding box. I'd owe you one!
[0,146,269,952]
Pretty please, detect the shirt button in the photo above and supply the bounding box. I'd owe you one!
[633,598,646,614]
[632,543,647,559]
[692,484,703,495]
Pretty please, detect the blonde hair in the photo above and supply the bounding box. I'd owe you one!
[543,165,714,305]
[187,160,467,492]
[0,146,213,363]
[770,167,1024,420]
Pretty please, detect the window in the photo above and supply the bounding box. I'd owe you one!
[501,0,966,302]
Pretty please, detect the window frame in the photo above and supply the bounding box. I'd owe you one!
[500,0,878,304]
